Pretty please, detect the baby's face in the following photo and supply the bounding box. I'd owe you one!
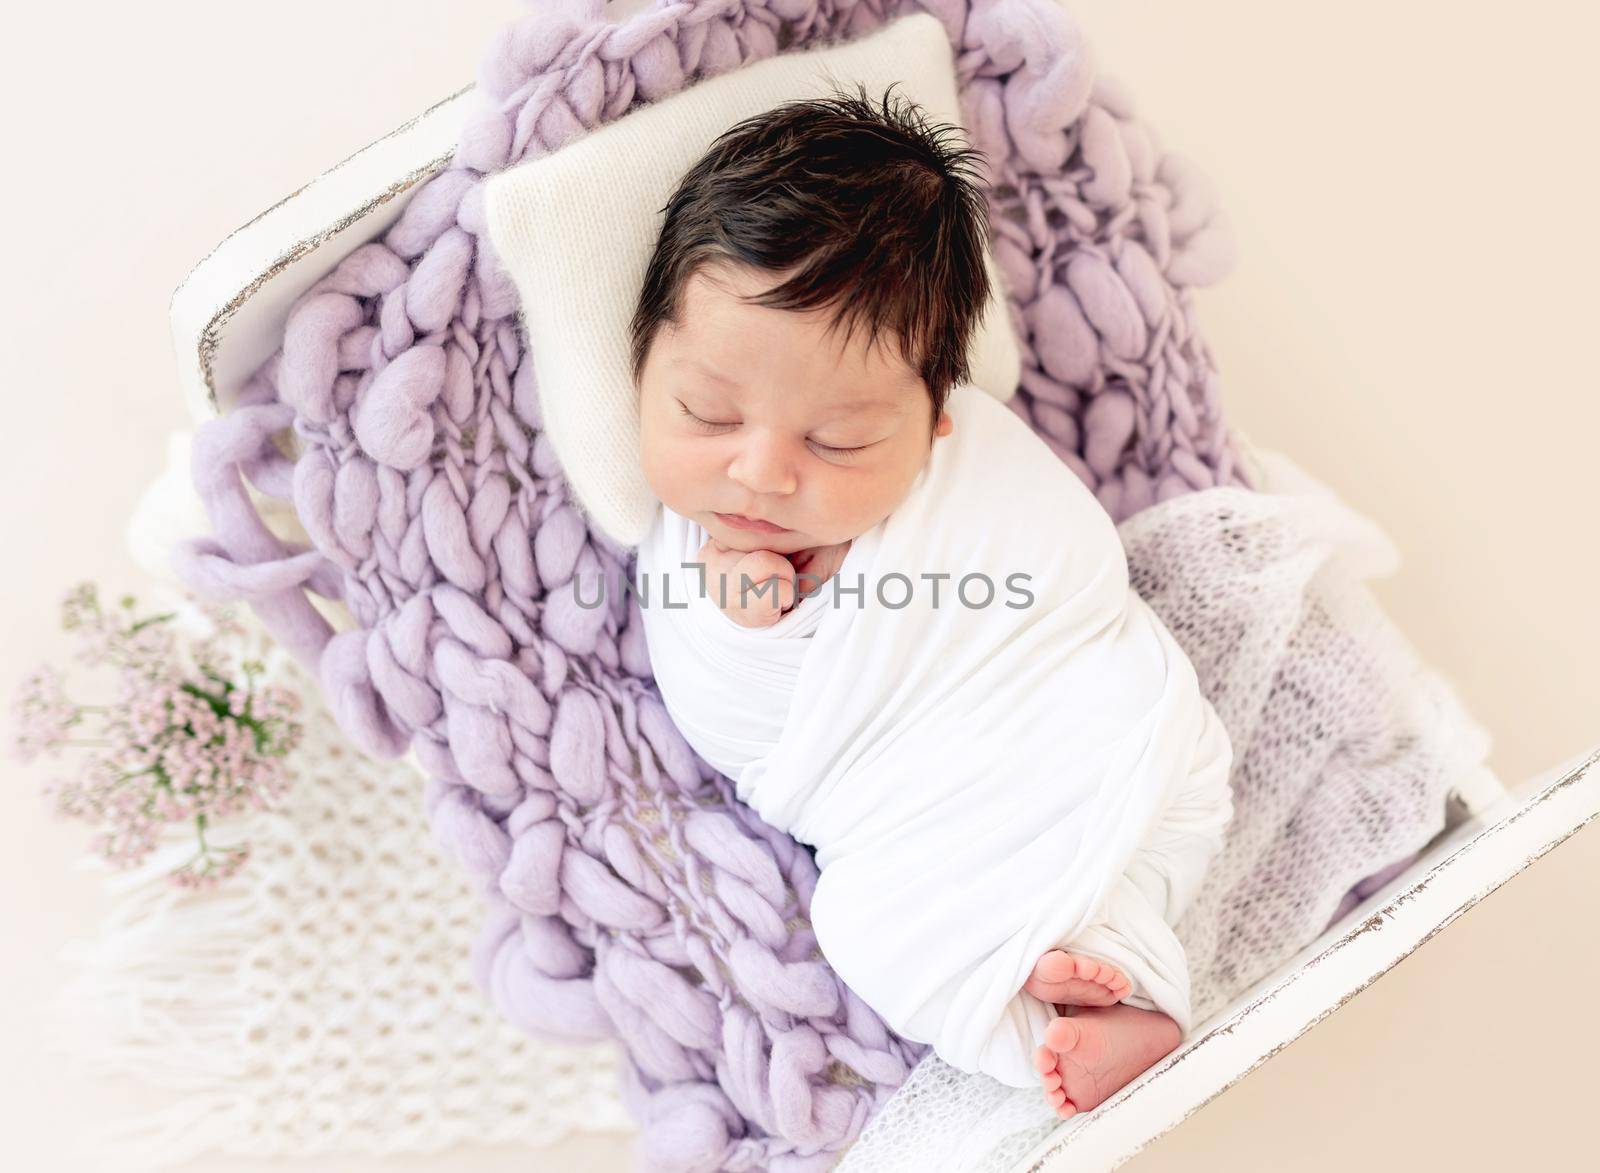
[638,261,952,556]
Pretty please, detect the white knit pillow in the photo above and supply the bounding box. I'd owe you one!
[483,11,1022,548]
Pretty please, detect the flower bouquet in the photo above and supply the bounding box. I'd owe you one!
[13,582,302,889]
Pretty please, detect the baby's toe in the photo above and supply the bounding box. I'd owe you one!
[1044,1015,1082,1052]
[1034,949,1077,983]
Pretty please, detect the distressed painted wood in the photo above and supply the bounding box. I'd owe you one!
[1020,745,1600,1172]
[169,89,468,419]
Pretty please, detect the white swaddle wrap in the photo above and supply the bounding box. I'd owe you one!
[633,382,1235,1088]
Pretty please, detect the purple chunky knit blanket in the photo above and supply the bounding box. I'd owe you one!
[173,1,1442,1168]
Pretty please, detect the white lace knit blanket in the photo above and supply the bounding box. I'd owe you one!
[835,444,1499,1171]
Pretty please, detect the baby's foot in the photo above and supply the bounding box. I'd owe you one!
[1023,949,1131,1008]
[1032,1003,1182,1119]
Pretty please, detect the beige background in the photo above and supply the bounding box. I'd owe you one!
[3,1,1595,1169]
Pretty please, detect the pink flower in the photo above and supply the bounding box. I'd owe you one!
[10,583,303,890]
[12,666,78,763]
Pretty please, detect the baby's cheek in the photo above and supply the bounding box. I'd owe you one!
[829,467,906,534]
[639,433,687,503]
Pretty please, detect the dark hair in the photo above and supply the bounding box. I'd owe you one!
[628,79,993,431]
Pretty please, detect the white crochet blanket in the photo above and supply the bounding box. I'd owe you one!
[835,441,1500,1171]
[46,433,634,1170]
[634,382,1235,1087]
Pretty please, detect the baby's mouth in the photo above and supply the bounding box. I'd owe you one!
[715,511,791,535]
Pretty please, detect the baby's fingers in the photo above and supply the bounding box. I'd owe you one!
[733,550,791,581]
[730,553,794,614]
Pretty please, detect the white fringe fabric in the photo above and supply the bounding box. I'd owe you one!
[42,435,636,1170]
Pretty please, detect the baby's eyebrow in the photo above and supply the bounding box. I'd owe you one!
[681,359,903,414]
[681,359,741,388]
[824,398,901,418]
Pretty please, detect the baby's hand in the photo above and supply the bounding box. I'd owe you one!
[698,538,797,628]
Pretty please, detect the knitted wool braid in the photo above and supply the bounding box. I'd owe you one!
[177,0,1261,1166]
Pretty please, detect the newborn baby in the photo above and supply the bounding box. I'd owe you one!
[628,84,1234,1119]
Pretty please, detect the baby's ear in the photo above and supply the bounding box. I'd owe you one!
[934,410,954,438]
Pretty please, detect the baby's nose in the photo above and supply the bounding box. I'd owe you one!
[727,433,797,495]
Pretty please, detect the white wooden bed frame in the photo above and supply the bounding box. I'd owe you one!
[168,17,1600,1166]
